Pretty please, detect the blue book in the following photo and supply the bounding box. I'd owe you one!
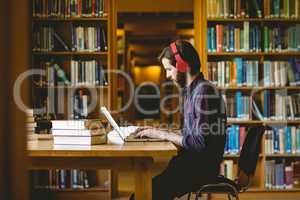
[243,61,247,85]
[275,163,281,188]
[274,129,280,153]
[236,92,242,119]
[228,126,233,153]
[263,91,269,119]
[249,61,253,86]
[285,127,292,153]
[255,26,258,51]
[212,27,216,52]
[235,125,240,153]
[274,0,280,17]
[229,25,234,52]
[207,28,211,52]
[235,58,243,86]
[225,128,230,153]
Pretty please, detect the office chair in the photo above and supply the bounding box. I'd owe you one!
[187,126,265,200]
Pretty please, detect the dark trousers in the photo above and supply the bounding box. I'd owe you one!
[153,152,217,200]
[131,152,218,200]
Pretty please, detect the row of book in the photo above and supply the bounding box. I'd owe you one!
[72,25,107,52]
[263,60,300,87]
[44,60,107,87]
[70,59,107,86]
[207,59,300,87]
[262,92,300,120]
[32,25,107,52]
[263,25,300,52]
[32,169,93,189]
[207,59,259,87]
[265,126,300,154]
[265,160,300,189]
[207,23,300,53]
[32,0,108,18]
[225,125,247,154]
[264,0,300,19]
[52,119,107,145]
[225,93,251,121]
[207,0,300,19]
[207,0,263,18]
[207,23,261,52]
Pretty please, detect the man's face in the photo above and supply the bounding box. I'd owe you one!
[162,58,177,82]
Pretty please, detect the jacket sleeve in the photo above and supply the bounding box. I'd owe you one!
[182,91,211,152]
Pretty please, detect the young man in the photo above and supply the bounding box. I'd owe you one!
[135,40,227,200]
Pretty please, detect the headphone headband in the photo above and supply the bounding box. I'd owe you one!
[169,42,188,73]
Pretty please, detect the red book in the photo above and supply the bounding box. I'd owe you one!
[78,0,81,17]
[239,127,247,150]
[92,0,95,16]
[216,25,223,52]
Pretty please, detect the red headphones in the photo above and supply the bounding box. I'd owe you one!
[169,42,188,73]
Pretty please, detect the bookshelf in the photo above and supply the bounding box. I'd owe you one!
[194,0,300,197]
[30,0,116,199]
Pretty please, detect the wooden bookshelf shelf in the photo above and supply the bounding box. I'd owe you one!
[33,17,108,22]
[265,154,300,158]
[227,120,300,125]
[262,188,300,192]
[227,120,262,124]
[36,86,109,90]
[32,51,108,56]
[217,86,300,91]
[224,154,263,158]
[207,18,300,22]
[34,186,109,192]
[208,52,300,56]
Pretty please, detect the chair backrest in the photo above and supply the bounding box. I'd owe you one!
[237,126,265,189]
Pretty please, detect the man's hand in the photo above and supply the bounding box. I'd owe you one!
[136,128,167,140]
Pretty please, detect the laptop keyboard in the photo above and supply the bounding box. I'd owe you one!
[119,126,139,138]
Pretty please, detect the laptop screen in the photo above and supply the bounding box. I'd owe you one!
[100,106,125,140]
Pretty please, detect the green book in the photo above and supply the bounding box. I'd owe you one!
[263,26,269,52]
[53,64,70,85]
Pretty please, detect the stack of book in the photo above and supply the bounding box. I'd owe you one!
[263,24,300,52]
[207,58,259,87]
[32,169,93,189]
[224,92,251,121]
[70,59,107,86]
[207,23,261,53]
[52,119,107,145]
[263,59,300,86]
[32,0,108,18]
[26,109,37,141]
[265,160,300,189]
[265,126,300,154]
[207,0,263,18]
[72,25,107,52]
[261,92,300,120]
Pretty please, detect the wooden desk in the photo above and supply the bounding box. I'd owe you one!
[28,140,177,200]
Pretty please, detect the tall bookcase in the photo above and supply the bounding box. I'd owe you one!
[30,0,116,200]
[194,0,300,199]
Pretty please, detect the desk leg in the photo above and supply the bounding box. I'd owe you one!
[134,158,153,200]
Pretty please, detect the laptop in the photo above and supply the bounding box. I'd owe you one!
[100,106,164,142]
